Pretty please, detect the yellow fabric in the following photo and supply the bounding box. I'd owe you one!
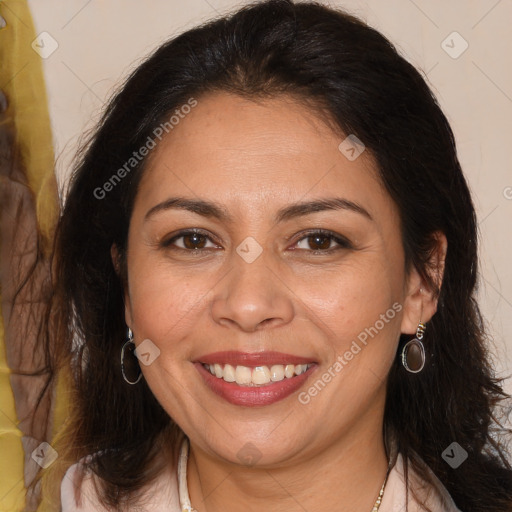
[0,1,65,510]
[0,0,58,249]
[0,310,25,511]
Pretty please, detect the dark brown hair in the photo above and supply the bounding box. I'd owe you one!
[36,1,512,510]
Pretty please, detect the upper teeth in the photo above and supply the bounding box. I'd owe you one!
[203,363,313,386]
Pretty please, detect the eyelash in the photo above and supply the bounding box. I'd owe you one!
[161,228,353,254]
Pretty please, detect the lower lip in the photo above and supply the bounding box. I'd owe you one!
[194,363,316,407]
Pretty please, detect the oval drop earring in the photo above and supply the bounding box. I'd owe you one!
[121,327,143,385]
[401,322,426,373]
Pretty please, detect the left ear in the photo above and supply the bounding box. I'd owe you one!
[400,231,448,335]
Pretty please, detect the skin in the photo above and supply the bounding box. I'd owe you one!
[118,91,447,512]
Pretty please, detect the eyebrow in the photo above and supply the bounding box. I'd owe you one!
[144,196,373,223]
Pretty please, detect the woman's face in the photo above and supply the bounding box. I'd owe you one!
[123,92,425,466]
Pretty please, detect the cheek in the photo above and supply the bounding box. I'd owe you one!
[296,255,404,357]
[127,254,215,345]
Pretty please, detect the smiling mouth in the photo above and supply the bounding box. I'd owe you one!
[202,362,315,387]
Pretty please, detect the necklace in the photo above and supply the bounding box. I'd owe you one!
[178,437,391,512]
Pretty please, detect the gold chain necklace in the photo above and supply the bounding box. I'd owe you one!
[178,438,391,512]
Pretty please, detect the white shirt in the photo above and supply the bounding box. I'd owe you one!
[61,441,462,511]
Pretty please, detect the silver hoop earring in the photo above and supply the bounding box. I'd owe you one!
[401,322,426,373]
[121,327,143,385]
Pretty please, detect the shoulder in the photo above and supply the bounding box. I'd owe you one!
[60,456,181,511]
[60,457,106,511]
[379,452,462,512]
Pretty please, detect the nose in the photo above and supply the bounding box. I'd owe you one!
[210,248,294,332]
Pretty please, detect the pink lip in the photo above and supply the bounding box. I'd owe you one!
[194,362,317,407]
[195,351,316,367]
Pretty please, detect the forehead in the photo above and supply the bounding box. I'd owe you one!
[136,92,392,221]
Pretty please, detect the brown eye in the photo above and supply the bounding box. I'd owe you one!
[293,230,352,253]
[162,230,218,251]
[182,232,207,249]
[306,234,332,251]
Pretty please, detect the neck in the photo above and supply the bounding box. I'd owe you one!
[186,407,390,512]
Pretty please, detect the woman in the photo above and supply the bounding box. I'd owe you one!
[39,0,512,510]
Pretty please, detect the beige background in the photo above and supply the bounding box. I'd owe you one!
[27,0,512,395]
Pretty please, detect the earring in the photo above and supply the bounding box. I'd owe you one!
[121,327,143,385]
[401,322,426,373]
